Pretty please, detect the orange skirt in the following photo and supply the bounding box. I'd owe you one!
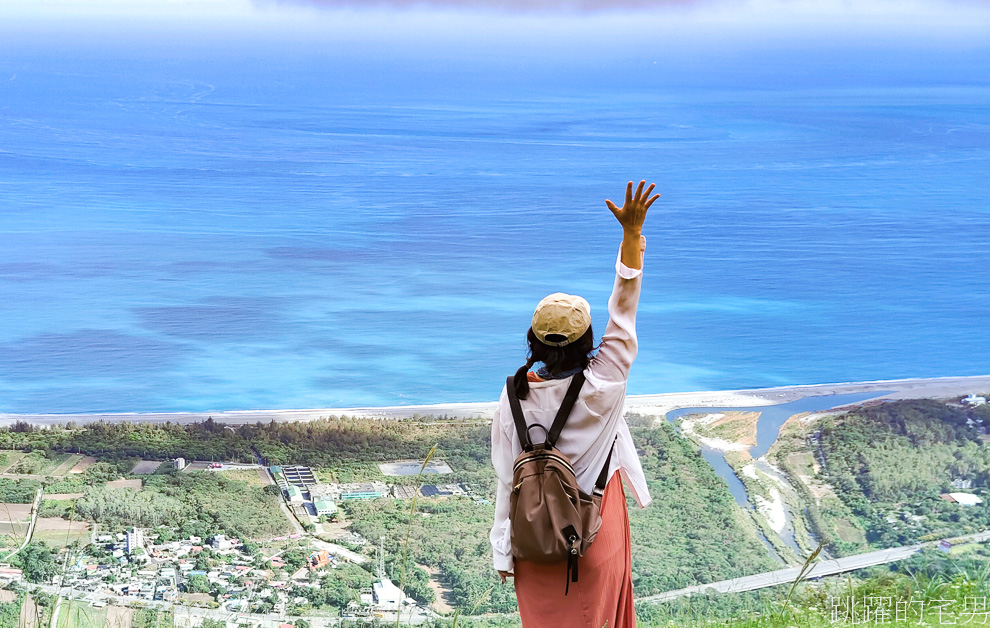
[513,471,636,627]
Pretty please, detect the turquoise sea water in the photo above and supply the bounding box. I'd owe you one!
[1,18,988,413]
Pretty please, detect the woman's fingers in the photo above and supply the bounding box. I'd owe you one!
[611,180,659,220]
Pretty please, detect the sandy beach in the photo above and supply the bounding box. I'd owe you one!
[0,374,987,428]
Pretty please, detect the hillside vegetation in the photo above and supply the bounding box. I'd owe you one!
[773,399,990,555]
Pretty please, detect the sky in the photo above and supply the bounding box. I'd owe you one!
[2,0,989,43]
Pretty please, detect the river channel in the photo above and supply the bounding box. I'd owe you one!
[665,391,890,560]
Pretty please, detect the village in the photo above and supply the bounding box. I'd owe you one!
[0,456,485,626]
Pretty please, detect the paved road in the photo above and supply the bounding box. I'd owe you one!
[640,529,990,603]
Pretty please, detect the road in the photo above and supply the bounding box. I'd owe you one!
[639,529,990,603]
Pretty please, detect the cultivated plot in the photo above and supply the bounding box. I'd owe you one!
[378,460,453,476]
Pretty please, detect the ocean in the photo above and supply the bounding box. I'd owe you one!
[1,14,988,413]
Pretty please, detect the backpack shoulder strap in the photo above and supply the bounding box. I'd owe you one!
[505,376,533,451]
[546,371,586,448]
[593,437,618,496]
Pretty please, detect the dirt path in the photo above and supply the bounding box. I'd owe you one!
[423,565,455,615]
[257,467,273,485]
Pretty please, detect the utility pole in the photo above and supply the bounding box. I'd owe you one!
[378,536,386,579]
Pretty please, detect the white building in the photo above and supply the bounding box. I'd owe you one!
[947,492,983,506]
[212,534,235,550]
[174,457,186,470]
[963,394,987,406]
[125,528,144,555]
[373,578,404,607]
[286,485,304,503]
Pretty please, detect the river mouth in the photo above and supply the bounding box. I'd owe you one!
[666,391,891,560]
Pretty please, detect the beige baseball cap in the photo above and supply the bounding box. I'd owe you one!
[531,293,591,347]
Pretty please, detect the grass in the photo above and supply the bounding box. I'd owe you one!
[7,452,75,477]
[632,549,990,627]
[54,599,107,628]
[0,451,25,474]
[316,462,387,484]
[219,469,267,486]
[31,525,90,548]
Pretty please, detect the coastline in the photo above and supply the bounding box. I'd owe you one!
[1,374,987,428]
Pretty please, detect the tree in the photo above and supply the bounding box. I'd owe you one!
[12,542,58,583]
[155,526,175,543]
[186,574,210,593]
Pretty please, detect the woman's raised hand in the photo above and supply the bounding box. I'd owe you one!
[605,180,659,235]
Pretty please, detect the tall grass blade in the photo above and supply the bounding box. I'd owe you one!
[396,443,437,628]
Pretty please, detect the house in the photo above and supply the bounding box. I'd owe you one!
[941,492,984,506]
[962,394,987,406]
[313,498,337,516]
[373,578,404,606]
[308,550,330,570]
[285,485,304,503]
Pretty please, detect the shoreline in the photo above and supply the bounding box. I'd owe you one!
[0,374,987,428]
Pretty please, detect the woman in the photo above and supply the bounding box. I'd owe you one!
[489,180,659,627]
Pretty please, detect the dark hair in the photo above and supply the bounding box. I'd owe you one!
[513,326,595,400]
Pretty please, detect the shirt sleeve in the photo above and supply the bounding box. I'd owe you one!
[489,388,516,573]
[588,243,644,383]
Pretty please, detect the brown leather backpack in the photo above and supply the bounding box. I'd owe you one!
[505,372,615,594]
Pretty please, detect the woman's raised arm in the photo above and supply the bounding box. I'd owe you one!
[605,179,659,270]
[588,180,659,383]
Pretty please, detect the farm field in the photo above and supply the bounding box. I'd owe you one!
[105,479,142,491]
[32,518,92,547]
[69,457,97,474]
[129,461,162,475]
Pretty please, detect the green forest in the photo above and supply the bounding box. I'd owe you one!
[812,400,990,551]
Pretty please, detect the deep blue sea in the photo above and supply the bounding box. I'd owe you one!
[1,13,988,413]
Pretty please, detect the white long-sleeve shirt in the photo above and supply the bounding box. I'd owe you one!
[489,247,653,573]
